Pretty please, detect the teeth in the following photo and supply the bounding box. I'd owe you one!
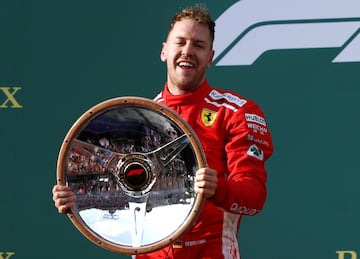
[178,61,194,68]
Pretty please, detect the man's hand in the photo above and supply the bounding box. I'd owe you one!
[52,185,76,214]
[195,167,218,198]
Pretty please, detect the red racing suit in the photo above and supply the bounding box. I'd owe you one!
[135,80,273,259]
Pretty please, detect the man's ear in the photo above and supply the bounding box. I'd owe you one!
[160,42,167,62]
[206,49,215,68]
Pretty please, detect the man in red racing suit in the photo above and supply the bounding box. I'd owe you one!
[52,4,273,259]
[135,77,273,259]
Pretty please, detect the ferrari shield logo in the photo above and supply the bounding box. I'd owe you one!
[201,108,217,126]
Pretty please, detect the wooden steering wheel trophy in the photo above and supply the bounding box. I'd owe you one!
[56,97,206,255]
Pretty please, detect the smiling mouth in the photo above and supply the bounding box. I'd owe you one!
[178,61,195,69]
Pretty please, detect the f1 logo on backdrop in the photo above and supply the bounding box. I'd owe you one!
[213,0,360,66]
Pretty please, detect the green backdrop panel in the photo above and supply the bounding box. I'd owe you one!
[1,1,359,258]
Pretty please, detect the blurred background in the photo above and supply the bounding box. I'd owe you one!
[1,0,359,258]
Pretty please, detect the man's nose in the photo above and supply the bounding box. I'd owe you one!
[181,42,194,56]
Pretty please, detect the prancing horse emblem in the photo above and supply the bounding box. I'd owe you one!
[201,108,217,126]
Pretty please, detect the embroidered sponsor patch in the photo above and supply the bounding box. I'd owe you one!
[245,113,267,126]
[209,89,247,107]
[247,134,270,147]
[246,144,264,161]
[201,108,217,126]
[247,123,268,135]
[230,203,259,215]
[173,240,183,249]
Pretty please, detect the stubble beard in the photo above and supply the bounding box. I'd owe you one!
[168,68,205,94]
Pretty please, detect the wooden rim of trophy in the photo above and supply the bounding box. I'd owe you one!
[56,96,206,255]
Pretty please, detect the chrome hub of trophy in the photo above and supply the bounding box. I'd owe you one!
[56,97,206,255]
[116,153,155,198]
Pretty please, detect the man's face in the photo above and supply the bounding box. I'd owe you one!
[161,18,214,94]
